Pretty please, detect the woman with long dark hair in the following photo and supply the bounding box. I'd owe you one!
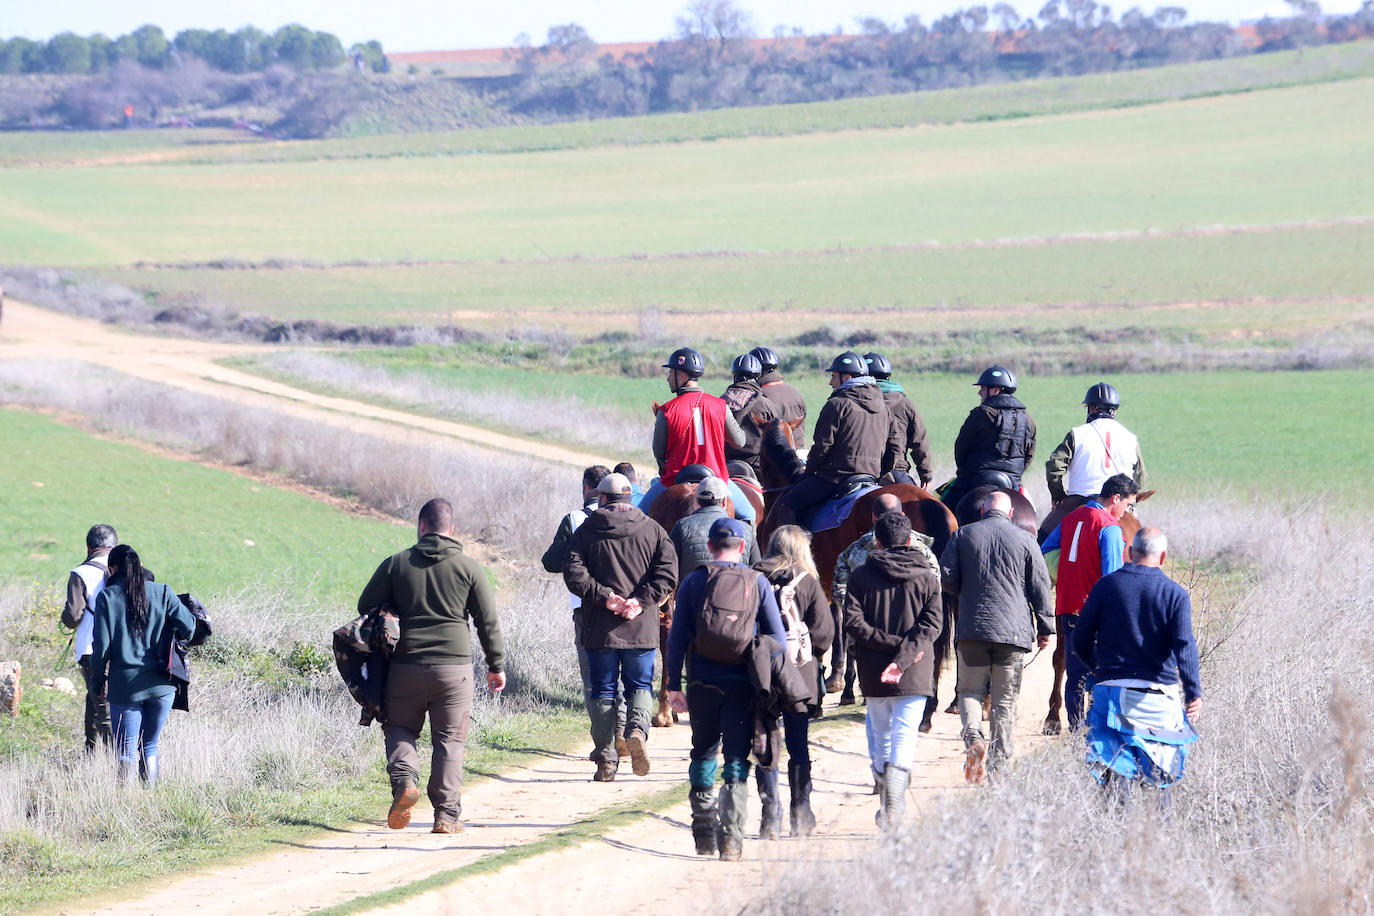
[755,525,834,838]
[89,546,194,784]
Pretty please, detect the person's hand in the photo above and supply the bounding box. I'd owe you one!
[880,663,903,685]
[488,671,506,694]
[605,594,627,615]
[1185,696,1202,719]
[1037,634,1051,650]
[668,690,688,713]
[622,597,643,620]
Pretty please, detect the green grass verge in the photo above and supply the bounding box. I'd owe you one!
[3,43,1372,169]
[0,409,405,608]
[2,77,1369,267]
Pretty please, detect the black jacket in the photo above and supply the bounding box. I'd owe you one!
[954,393,1036,484]
[939,510,1053,651]
[565,505,678,649]
[806,382,901,482]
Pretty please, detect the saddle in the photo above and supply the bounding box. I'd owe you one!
[802,478,882,534]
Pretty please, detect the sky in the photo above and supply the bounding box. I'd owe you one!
[4,0,1364,52]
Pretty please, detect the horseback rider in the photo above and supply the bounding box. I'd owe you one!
[642,347,757,522]
[721,353,779,475]
[942,365,1037,512]
[771,351,901,530]
[864,352,933,489]
[1045,382,1147,506]
[751,346,808,448]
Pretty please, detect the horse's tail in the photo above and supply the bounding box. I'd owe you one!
[936,592,956,667]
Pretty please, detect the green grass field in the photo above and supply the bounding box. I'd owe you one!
[0,409,406,606]
[1,77,1369,269]
[2,43,1372,168]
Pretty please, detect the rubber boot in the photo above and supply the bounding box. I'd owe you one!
[788,760,815,837]
[882,765,910,831]
[589,698,619,777]
[755,767,783,840]
[140,754,159,787]
[873,766,887,828]
[840,653,858,705]
[116,759,136,786]
[689,787,719,857]
[718,781,748,861]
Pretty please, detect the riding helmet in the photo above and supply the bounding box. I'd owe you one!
[825,351,867,376]
[1083,382,1121,410]
[749,346,779,373]
[731,353,763,382]
[863,351,893,380]
[662,347,705,378]
[974,365,1017,393]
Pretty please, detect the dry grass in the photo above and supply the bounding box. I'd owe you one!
[756,497,1374,913]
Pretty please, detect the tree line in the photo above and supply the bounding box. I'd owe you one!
[0,24,387,75]
[505,0,1374,118]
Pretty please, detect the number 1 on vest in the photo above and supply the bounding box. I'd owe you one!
[693,406,705,446]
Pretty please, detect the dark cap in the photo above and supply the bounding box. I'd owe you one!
[708,517,749,543]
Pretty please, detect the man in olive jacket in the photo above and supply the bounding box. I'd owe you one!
[357,498,506,835]
[565,473,678,781]
[843,511,944,830]
[939,491,1053,785]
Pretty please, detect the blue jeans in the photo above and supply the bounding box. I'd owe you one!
[586,648,656,741]
[110,694,174,764]
[864,694,929,774]
[641,477,757,523]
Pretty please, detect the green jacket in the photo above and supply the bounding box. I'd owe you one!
[357,533,505,671]
[90,578,195,704]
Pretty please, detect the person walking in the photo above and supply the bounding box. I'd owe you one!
[565,473,678,781]
[88,546,194,786]
[864,352,933,489]
[943,365,1036,513]
[356,498,506,834]
[670,476,760,575]
[1041,473,1139,732]
[61,523,117,753]
[751,345,807,447]
[1073,527,1201,802]
[755,524,833,838]
[843,512,944,830]
[666,517,787,861]
[939,491,1053,784]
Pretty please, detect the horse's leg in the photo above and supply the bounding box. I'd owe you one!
[654,601,676,727]
[1044,621,1066,735]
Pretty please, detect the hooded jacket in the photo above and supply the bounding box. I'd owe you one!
[939,510,1053,650]
[357,533,505,670]
[564,505,678,650]
[806,380,901,483]
[954,392,1037,483]
[89,576,195,705]
[878,381,934,484]
[759,370,807,447]
[722,378,779,470]
[842,545,944,698]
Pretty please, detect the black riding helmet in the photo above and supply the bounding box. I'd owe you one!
[974,365,1017,393]
[662,347,705,378]
[749,346,779,373]
[825,351,867,376]
[863,351,893,380]
[1083,382,1121,410]
[731,353,763,382]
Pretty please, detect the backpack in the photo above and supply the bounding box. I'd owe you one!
[694,565,760,664]
[774,573,813,666]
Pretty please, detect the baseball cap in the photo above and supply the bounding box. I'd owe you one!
[596,473,633,496]
[708,517,749,543]
[697,477,728,504]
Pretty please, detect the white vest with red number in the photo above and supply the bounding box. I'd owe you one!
[1065,417,1139,497]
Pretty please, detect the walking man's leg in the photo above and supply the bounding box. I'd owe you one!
[987,645,1025,774]
[956,641,992,785]
[584,649,622,780]
[881,695,927,830]
[382,663,430,829]
[426,663,474,833]
[621,648,656,776]
[717,681,753,861]
[1061,614,1087,730]
[687,683,725,857]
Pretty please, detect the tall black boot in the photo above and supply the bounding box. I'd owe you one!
[755,767,783,840]
[689,787,719,856]
[788,760,815,837]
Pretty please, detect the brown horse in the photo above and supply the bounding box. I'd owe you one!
[755,417,959,731]
[1038,490,1155,734]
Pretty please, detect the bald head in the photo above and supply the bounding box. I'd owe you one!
[981,491,1012,517]
[1130,526,1168,566]
[872,493,903,520]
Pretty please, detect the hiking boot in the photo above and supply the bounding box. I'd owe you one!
[589,699,620,767]
[689,787,719,856]
[874,767,887,827]
[965,739,988,786]
[594,759,618,782]
[755,767,782,840]
[432,815,465,834]
[719,836,743,862]
[625,729,651,777]
[387,780,421,830]
[615,733,630,760]
[882,765,910,831]
[788,761,815,837]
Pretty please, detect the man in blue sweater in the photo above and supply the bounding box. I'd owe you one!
[1072,526,1202,798]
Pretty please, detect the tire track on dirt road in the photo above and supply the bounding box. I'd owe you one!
[0,299,611,471]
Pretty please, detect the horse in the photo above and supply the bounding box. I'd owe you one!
[1037,489,1155,735]
[755,417,960,731]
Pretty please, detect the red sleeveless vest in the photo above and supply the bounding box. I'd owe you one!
[660,389,729,485]
[1054,503,1119,617]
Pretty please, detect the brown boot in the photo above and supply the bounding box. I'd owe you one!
[594,759,618,782]
[625,730,651,777]
[387,780,421,830]
[432,815,465,834]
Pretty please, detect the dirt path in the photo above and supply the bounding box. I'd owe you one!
[49,655,1056,916]
[0,299,610,471]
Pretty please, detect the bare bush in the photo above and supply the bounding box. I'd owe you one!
[754,497,1374,913]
